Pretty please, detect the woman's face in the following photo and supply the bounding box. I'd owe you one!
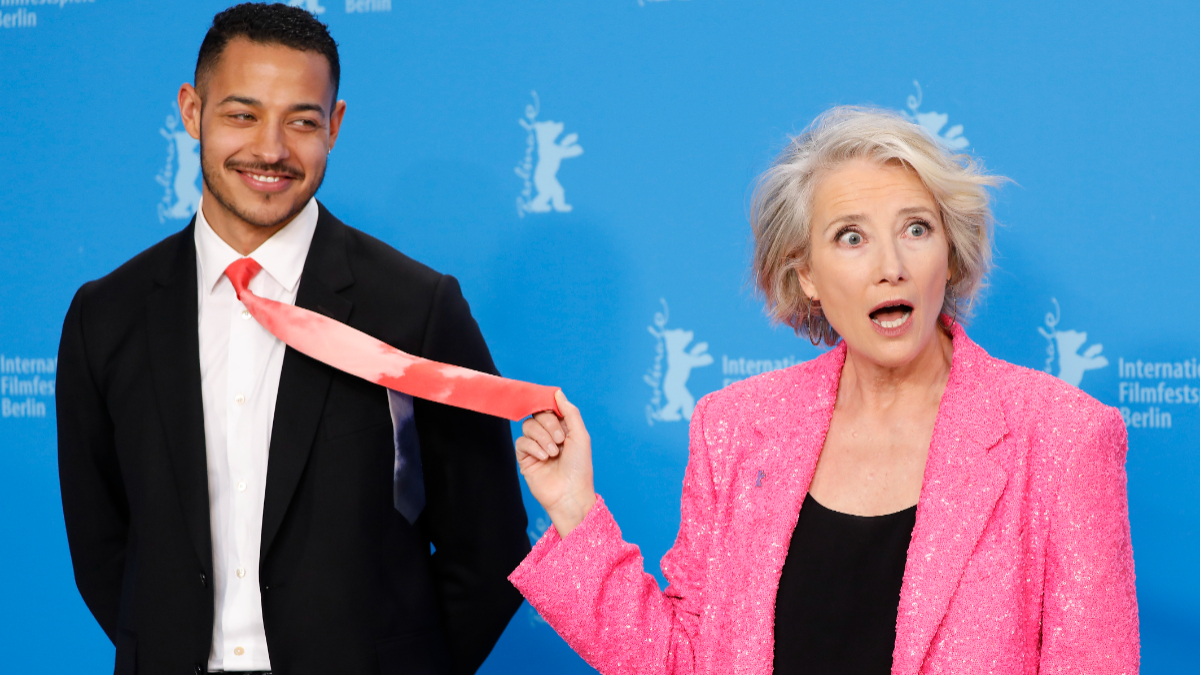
[798,158,951,369]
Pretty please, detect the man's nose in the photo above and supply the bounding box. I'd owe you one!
[249,118,289,164]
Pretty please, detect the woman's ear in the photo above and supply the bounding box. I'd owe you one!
[795,265,818,302]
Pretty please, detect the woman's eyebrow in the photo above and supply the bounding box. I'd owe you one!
[824,213,866,232]
[822,205,937,235]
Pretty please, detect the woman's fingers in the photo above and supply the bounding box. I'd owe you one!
[522,416,560,457]
[533,409,566,444]
[515,435,547,462]
[555,391,589,441]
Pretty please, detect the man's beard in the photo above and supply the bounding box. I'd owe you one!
[199,133,326,230]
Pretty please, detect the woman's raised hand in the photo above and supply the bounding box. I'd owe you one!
[516,390,597,538]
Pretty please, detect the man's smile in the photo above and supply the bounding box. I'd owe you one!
[232,166,301,193]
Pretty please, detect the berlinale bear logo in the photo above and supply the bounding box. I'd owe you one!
[515,91,584,216]
[645,299,714,424]
[156,106,202,224]
[1038,298,1108,388]
[901,80,969,150]
[286,0,326,14]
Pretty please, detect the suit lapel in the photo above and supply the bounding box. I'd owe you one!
[146,222,213,573]
[892,326,1009,675]
[260,203,354,560]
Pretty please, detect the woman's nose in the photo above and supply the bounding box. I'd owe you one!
[874,239,907,285]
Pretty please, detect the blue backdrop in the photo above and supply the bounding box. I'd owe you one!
[2,0,1197,671]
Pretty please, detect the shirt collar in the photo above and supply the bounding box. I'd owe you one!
[194,197,320,295]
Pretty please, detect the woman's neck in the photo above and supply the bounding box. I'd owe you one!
[837,326,954,416]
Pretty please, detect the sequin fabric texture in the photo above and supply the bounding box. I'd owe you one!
[508,324,1139,674]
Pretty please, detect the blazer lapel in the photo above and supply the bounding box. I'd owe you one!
[754,344,845,545]
[744,344,846,663]
[892,326,1009,675]
[146,222,213,573]
[260,203,354,560]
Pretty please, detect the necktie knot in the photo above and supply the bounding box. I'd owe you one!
[224,257,263,301]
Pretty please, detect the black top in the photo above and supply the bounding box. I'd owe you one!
[773,493,918,675]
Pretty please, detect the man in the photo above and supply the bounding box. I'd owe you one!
[56,4,530,674]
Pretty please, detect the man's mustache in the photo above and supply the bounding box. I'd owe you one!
[225,159,305,180]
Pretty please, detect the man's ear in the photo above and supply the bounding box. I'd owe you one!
[328,99,347,150]
[178,83,202,141]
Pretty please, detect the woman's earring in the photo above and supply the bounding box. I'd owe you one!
[805,298,824,347]
[946,286,958,327]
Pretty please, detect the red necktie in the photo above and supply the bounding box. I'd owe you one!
[225,257,560,420]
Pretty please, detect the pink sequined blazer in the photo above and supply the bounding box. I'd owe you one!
[510,324,1139,674]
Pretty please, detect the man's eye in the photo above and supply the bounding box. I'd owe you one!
[231,113,254,121]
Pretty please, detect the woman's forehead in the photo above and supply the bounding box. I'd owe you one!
[813,160,937,219]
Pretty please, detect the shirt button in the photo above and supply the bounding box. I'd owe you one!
[237,481,247,492]
[233,646,245,656]
[236,567,246,578]
[234,394,246,406]
[241,309,252,320]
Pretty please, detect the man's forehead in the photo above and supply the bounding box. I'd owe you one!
[202,38,333,99]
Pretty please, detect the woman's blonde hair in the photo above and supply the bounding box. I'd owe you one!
[750,105,1006,345]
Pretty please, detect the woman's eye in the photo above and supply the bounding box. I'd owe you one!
[839,231,863,246]
[908,222,928,237]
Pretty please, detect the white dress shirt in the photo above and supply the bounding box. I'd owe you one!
[195,197,318,672]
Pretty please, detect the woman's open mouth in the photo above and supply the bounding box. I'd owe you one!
[869,301,914,336]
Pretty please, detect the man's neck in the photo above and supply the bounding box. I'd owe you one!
[201,188,296,256]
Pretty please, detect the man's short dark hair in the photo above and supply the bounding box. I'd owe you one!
[195,3,340,103]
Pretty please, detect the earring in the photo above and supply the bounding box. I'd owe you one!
[805,298,824,347]
[946,286,958,327]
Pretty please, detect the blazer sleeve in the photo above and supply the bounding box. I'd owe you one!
[413,274,532,675]
[508,394,717,675]
[1040,405,1140,672]
[57,284,128,644]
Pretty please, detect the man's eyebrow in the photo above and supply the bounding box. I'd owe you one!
[287,102,327,117]
[214,97,327,117]
[217,95,262,107]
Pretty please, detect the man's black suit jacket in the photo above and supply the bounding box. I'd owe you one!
[57,203,532,675]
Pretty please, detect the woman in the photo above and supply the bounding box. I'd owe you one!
[509,107,1138,674]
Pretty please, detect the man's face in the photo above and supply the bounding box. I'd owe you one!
[180,38,345,230]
